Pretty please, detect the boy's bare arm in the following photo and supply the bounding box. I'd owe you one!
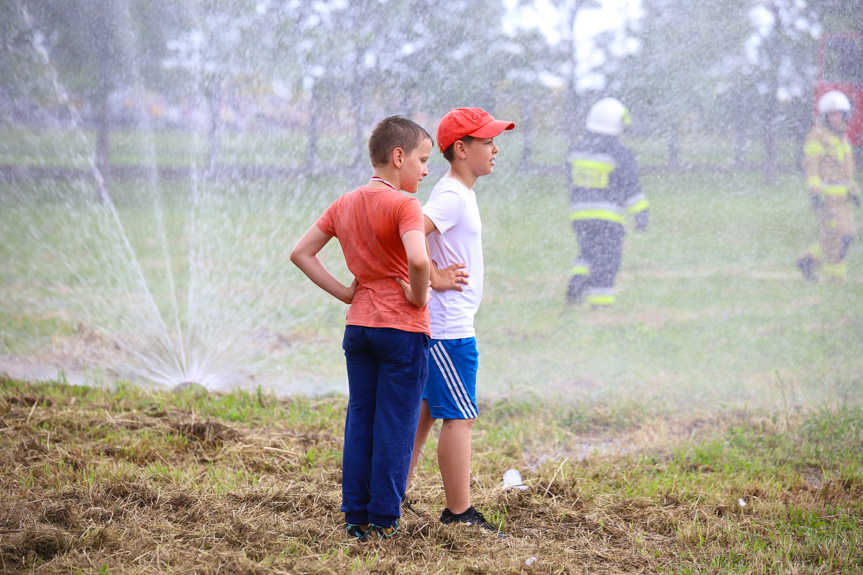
[290,224,358,304]
[397,229,431,307]
[424,215,469,292]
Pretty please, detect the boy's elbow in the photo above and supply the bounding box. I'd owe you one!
[289,249,303,267]
[408,256,430,273]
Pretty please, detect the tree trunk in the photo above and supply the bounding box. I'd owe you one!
[351,54,366,183]
[95,24,111,205]
[734,122,746,166]
[564,79,578,153]
[520,93,533,172]
[306,79,319,174]
[564,3,581,153]
[668,121,680,166]
[763,1,780,185]
[207,75,221,174]
[763,73,779,185]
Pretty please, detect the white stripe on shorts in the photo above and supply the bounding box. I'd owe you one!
[429,342,478,419]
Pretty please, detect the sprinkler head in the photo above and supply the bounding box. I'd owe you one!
[172,381,208,394]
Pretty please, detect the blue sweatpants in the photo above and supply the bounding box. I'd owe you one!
[341,325,429,528]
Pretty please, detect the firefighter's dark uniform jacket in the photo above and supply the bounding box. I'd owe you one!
[567,133,649,306]
[800,121,859,280]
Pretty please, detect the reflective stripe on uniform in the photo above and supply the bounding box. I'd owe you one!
[583,288,615,306]
[804,140,825,156]
[822,183,850,196]
[805,134,851,163]
[569,201,625,223]
[570,210,625,223]
[835,137,848,163]
[570,154,616,189]
[822,262,847,279]
[626,194,649,214]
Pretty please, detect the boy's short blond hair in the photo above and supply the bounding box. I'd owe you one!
[368,116,433,168]
[441,135,475,162]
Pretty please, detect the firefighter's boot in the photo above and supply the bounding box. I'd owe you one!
[796,254,818,283]
[566,274,588,305]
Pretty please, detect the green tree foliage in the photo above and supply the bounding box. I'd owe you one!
[5,0,848,172]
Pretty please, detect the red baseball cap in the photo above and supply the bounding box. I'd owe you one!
[436,107,515,153]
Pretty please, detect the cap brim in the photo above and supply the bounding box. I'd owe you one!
[468,119,515,139]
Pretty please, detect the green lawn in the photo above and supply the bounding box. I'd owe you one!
[479,170,862,407]
[2,378,861,574]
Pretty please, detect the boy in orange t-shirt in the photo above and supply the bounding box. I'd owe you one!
[290,115,433,540]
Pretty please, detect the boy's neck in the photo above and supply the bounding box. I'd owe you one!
[370,168,400,191]
[445,162,477,189]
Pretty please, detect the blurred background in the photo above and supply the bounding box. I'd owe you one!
[2,0,860,180]
[1,0,861,408]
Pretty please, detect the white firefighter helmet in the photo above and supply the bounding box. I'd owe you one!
[585,97,631,136]
[817,90,852,115]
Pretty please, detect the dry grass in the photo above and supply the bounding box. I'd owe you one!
[1,378,861,574]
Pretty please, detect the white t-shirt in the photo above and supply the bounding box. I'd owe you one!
[423,177,484,339]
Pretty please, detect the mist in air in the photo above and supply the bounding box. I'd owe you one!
[0,0,861,411]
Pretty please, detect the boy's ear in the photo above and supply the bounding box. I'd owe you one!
[453,140,468,160]
[392,147,404,168]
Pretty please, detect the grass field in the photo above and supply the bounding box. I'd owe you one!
[1,378,861,574]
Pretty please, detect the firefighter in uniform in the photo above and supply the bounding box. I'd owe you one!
[566,97,649,306]
[797,90,860,283]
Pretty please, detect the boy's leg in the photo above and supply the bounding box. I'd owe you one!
[425,338,479,515]
[438,418,475,513]
[366,328,429,529]
[407,400,437,492]
[341,326,378,526]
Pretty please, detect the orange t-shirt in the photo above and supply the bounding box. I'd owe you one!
[316,186,430,335]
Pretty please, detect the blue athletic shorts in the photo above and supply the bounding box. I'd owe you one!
[423,337,479,420]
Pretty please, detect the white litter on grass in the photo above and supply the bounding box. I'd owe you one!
[525,557,537,567]
[503,468,529,490]
[738,498,746,507]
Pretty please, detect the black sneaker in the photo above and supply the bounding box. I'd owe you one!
[370,521,398,540]
[345,523,370,541]
[440,506,507,538]
[346,523,370,541]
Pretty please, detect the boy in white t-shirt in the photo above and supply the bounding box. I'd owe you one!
[406,107,514,536]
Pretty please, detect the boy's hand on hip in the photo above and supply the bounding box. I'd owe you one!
[344,277,359,304]
[431,262,469,292]
[396,277,432,308]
